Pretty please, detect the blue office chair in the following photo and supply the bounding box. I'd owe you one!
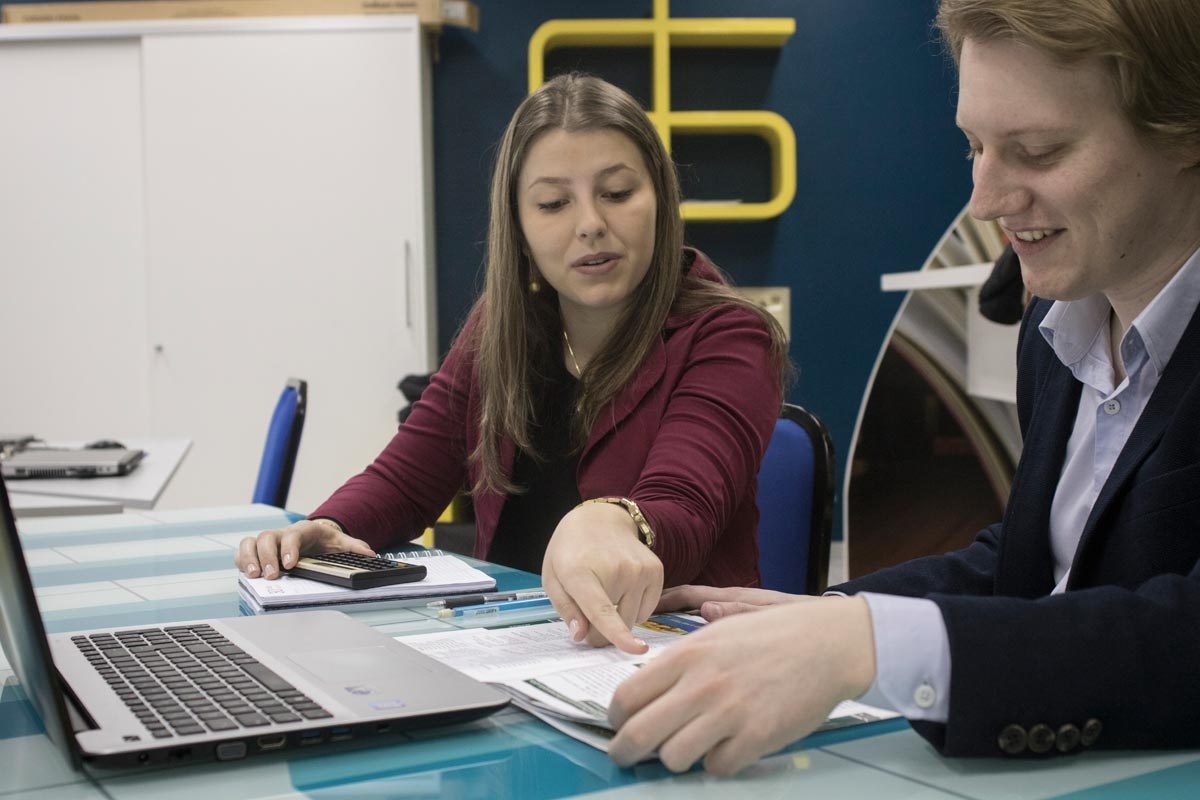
[756,403,835,595]
[252,378,307,508]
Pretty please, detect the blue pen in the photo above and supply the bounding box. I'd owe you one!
[426,590,547,609]
[436,596,554,618]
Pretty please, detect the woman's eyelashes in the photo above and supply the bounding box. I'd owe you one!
[534,187,636,212]
[603,188,634,202]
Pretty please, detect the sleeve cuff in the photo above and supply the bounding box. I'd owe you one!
[860,592,951,722]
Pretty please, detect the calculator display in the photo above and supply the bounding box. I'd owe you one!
[287,552,427,590]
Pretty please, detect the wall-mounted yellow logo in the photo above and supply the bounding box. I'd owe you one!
[529,0,796,222]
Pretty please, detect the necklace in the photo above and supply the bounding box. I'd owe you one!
[563,329,583,377]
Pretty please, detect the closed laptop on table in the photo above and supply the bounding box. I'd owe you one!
[0,474,509,770]
[1,447,144,479]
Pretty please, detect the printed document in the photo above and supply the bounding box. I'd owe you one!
[403,615,899,753]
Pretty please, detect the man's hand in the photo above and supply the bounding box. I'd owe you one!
[656,584,809,620]
[608,596,876,775]
[235,519,375,579]
[542,501,664,654]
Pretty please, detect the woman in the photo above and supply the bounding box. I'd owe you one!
[609,0,1200,775]
[237,74,790,653]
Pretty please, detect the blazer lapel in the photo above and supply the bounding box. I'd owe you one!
[583,336,666,452]
[1068,306,1200,585]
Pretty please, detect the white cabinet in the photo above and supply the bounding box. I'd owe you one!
[0,18,437,513]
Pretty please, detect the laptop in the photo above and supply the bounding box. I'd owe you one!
[0,474,509,770]
[1,447,145,479]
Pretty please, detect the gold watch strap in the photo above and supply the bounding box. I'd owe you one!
[581,496,655,549]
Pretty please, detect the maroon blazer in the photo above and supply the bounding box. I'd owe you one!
[311,250,781,587]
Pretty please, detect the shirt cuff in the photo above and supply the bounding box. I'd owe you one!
[859,593,951,723]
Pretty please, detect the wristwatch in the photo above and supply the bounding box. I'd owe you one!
[581,496,656,550]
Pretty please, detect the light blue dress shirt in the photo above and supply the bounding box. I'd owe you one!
[859,244,1200,722]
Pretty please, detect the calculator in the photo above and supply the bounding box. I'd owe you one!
[286,552,427,590]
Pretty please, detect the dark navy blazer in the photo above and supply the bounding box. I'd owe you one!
[838,296,1200,756]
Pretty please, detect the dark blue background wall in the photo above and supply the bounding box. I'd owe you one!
[431,1,972,537]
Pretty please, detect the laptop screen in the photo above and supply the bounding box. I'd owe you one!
[0,475,82,768]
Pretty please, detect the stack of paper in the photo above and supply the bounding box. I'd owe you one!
[402,616,900,753]
[238,553,496,613]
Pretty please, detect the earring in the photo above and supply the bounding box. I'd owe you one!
[524,248,540,293]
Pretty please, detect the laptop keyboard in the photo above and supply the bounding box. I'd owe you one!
[71,623,333,739]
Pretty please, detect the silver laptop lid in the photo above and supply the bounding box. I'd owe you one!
[1,448,144,479]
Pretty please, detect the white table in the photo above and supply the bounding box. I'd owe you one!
[5,506,1198,800]
[4,438,191,509]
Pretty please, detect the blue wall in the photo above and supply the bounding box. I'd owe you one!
[431,1,972,537]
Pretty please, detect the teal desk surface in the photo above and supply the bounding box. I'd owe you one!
[4,505,1198,799]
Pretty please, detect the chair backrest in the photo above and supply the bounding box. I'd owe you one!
[756,403,835,595]
[252,378,307,508]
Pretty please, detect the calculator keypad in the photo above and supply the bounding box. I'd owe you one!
[286,552,426,589]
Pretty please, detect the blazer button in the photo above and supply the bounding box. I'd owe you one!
[1056,723,1081,752]
[1080,718,1103,747]
[1028,723,1055,754]
[998,724,1028,754]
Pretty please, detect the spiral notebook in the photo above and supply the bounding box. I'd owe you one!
[237,550,497,613]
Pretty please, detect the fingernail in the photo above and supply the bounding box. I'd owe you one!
[634,638,647,649]
[246,565,259,576]
[282,553,293,568]
[264,565,276,578]
[568,619,582,640]
[705,602,723,619]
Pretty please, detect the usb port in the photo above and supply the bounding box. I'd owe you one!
[330,726,353,742]
[298,730,324,746]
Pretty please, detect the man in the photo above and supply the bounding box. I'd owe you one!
[608,0,1200,775]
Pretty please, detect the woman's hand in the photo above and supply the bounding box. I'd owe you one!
[235,519,375,579]
[542,502,664,654]
[656,584,809,621]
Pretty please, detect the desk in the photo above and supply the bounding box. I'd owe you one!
[8,492,124,518]
[4,507,1199,799]
[5,438,191,509]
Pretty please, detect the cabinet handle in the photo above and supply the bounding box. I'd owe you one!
[404,239,412,330]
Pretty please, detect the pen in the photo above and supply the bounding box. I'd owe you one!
[427,590,547,609]
[436,596,554,618]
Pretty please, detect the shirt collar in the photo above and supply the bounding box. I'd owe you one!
[1040,244,1200,377]
[1134,245,1200,375]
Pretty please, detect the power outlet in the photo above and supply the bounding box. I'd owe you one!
[735,286,791,341]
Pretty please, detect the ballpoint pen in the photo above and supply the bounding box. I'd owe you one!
[436,596,554,618]
[426,590,547,609]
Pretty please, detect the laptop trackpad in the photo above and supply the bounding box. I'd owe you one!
[290,646,400,682]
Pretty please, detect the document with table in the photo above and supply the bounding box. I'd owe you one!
[403,614,900,753]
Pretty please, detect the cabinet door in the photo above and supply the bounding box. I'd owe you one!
[0,39,151,436]
[142,24,435,512]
